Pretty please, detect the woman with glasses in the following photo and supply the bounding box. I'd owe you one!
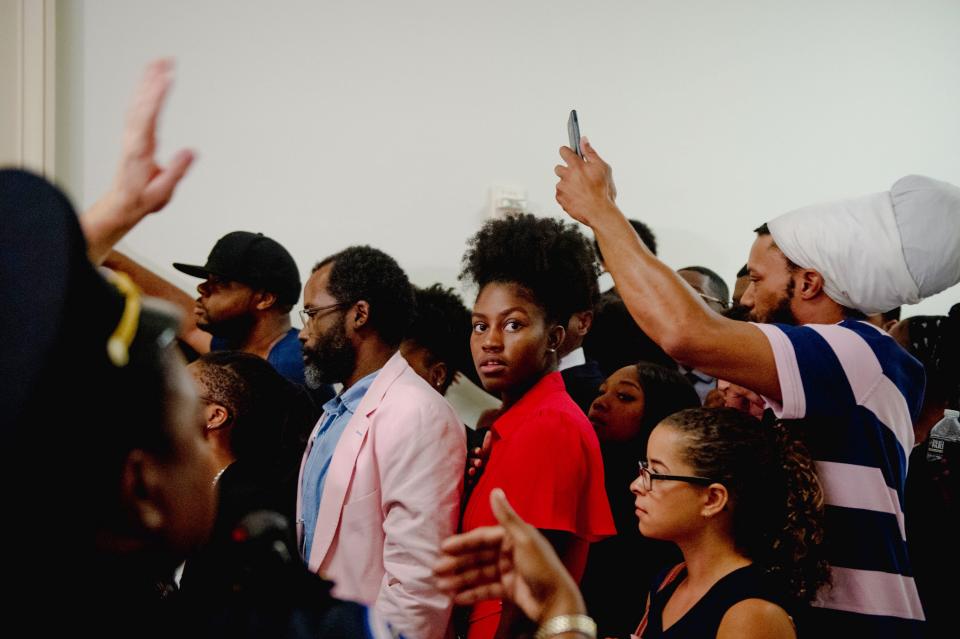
[436,407,829,639]
[630,407,829,638]
[580,363,700,637]
[457,213,616,639]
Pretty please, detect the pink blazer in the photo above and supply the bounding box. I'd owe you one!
[296,352,466,639]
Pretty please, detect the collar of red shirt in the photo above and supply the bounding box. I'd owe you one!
[491,371,566,441]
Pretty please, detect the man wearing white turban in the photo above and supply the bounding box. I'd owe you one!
[555,137,960,638]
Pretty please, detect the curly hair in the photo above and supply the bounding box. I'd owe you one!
[664,407,830,602]
[314,246,415,347]
[459,213,600,324]
[405,284,472,389]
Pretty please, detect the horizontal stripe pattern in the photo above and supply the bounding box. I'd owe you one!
[814,567,924,621]
[823,507,913,576]
[817,461,905,539]
[755,320,925,628]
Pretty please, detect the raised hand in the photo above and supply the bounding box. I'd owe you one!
[111,58,195,220]
[554,136,618,228]
[714,379,767,419]
[81,59,195,264]
[434,488,585,625]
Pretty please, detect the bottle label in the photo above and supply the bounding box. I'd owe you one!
[927,437,945,461]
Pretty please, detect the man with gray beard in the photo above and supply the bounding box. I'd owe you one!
[296,245,465,639]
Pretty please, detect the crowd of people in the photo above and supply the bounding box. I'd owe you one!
[3,59,959,639]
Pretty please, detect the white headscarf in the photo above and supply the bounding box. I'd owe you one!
[767,175,960,315]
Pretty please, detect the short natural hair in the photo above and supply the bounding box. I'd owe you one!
[405,284,472,389]
[678,265,730,307]
[193,350,316,463]
[314,246,415,347]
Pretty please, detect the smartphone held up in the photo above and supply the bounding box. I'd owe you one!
[567,110,583,159]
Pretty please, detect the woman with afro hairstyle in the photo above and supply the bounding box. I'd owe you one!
[458,213,615,639]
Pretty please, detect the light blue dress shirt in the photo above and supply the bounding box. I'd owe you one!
[300,369,379,562]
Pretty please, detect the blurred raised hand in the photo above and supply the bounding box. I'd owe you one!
[434,488,585,626]
[81,59,195,264]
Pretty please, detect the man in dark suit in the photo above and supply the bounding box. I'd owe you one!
[557,267,606,416]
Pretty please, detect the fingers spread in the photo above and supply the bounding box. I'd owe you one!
[439,525,504,554]
[142,148,195,212]
[124,60,175,155]
[434,547,500,578]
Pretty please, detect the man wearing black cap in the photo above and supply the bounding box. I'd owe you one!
[104,232,317,391]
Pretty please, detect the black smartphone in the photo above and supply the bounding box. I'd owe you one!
[567,109,583,159]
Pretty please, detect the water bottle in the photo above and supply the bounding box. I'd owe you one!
[926,409,960,462]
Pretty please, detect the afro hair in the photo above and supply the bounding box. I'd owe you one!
[460,213,600,325]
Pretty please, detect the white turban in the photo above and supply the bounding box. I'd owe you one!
[767,175,960,315]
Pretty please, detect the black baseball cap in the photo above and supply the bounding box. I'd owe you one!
[173,231,301,305]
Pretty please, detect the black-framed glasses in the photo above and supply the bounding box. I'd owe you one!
[637,460,717,492]
[299,302,349,326]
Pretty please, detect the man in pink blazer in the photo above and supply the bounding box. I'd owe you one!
[297,246,466,639]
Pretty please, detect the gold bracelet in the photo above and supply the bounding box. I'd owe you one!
[533,614,596,639]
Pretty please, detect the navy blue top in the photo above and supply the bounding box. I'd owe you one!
[644,564,798,638]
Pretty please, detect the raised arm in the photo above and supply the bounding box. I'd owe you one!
[103,250,211,354]
[80,59,194,265]
[554,139,781,402]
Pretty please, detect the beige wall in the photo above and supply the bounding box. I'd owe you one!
[0,0,56,176]
[53,0,960,319]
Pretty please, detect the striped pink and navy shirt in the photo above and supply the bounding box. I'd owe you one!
[754,319,925,638]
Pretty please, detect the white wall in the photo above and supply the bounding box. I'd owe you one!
[56,0,960,317]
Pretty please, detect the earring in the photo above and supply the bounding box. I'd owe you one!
[546,347,557,353]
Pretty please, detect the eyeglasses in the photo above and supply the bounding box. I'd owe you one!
[299,302,349,326]
[698,292,729,310]
[636,460,717,492]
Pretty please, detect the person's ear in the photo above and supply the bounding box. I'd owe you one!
[351,300,370,330]
[120,449,166,533]
[429,361,449,391]
[797,269,825,300]
[701,483,729,519]
[577,310,594,336]
[253,290,279,311]
[203,402,231,432]
[546,324,565,353]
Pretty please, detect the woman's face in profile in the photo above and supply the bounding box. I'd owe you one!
[588,365,647,443]
[156,359,219,555]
